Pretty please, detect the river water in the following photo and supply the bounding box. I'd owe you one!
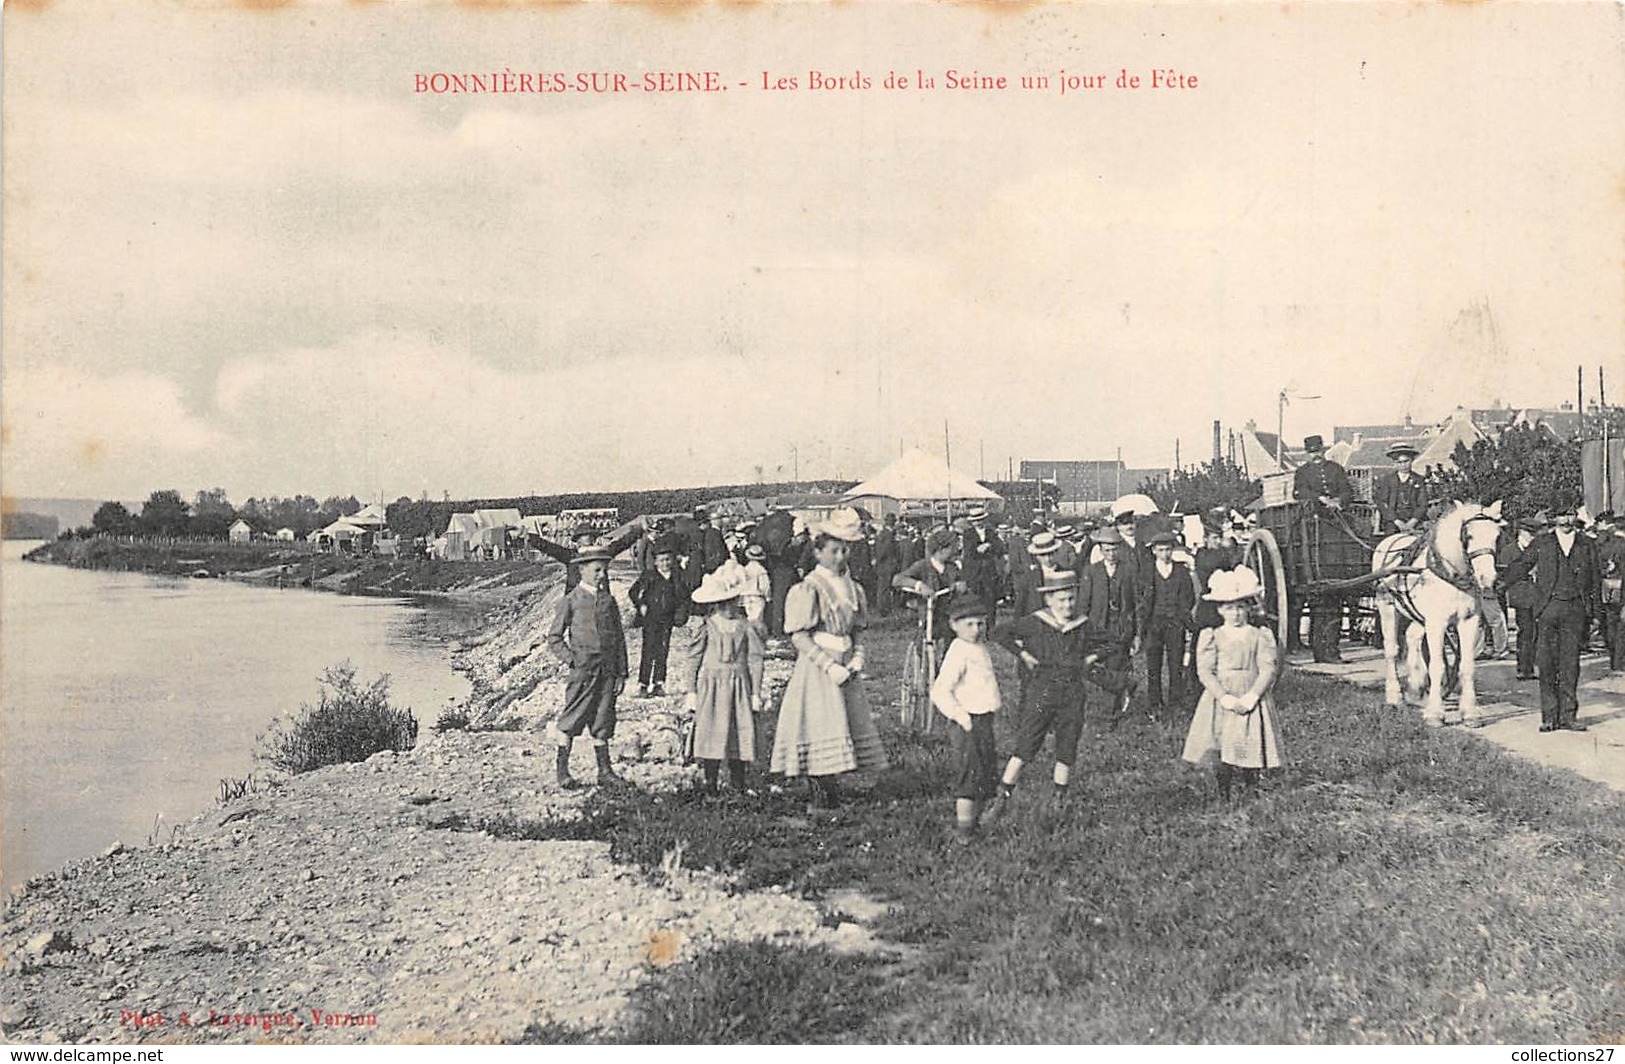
[0,541,472,891]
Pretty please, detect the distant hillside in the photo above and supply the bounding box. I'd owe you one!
[3,497,140,533]
[1,512,60,540]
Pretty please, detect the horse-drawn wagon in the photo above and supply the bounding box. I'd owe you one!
[1242,473,1381,662]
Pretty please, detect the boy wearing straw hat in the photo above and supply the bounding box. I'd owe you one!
[546,547,630,790]
[984,569,1117,820]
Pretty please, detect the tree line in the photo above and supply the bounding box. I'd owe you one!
[85,490,363,540]
[1136,417,1611,520]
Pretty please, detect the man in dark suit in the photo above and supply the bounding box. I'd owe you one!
[959,507,1005,625]
[1372,442,1430,535]
[693,507,729,575]
[872,514,901,615]
[1292,435,1354,514]
[1140,531,1197,716]
[1078,525,1139,715]
[1498,504,1603,731]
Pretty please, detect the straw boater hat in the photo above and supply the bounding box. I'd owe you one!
[1038,570,1078,594]
[1052,523,1074,539]
[818,508,866,542]
[574,544,614,564]
[1026,531,1060,556]
[745,543,766,560]
[967,506,989,522]
[691,568,748,604]
[1204,567,1262,603]
[1385,442,1420,460]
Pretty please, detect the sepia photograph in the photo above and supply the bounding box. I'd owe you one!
[3,0,1623,1047]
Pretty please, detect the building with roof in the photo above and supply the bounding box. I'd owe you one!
[1018,459,1165,513]
[228,519,254,544]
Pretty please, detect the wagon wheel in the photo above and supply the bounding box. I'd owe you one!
[1243,528,1290,651]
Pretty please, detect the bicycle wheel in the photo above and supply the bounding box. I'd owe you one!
[902,640,937,732]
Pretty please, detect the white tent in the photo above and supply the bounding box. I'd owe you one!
[345,502,388,528]
[843,449,1001,517]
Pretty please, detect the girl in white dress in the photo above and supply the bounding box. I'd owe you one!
[1181,567,1283,799]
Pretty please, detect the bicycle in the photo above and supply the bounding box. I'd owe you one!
[896,585,953,733]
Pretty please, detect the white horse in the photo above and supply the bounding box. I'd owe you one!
[1371,500,1503,726]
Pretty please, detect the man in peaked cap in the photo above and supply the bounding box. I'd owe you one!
[1372,442,1430,535]
[1292,435,1354,515]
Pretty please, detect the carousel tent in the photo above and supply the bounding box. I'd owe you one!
[843,449,1002,517]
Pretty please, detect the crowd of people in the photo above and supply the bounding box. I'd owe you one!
[538,500,1296,839]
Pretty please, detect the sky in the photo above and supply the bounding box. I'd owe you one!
[3,1,1621,505]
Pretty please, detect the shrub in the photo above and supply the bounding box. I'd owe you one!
[434,705,471,732]
[256,663,417,774]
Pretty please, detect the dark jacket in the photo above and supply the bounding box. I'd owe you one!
[1372,471,1430,533]
[896,556,963,636]
[994,610,1096,677]
[629,568,688,628]
[1499,531,1602,622]
[1077,560,1137,644]
[536,523,642,590]
[1498,536,1537,611]
[1293,458,1354,512]
[1140,560,1197,640]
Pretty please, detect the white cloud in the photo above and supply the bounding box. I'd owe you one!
[1,364,222,498]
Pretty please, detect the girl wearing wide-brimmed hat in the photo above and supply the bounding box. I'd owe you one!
[685,567,766,797]
[770,508,890,811]
[1181,567,1284,799]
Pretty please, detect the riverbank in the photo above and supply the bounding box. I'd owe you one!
[4,582,1624,1042]
[22,538,556,601]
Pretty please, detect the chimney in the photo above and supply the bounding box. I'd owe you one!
[1403,413,1413,430]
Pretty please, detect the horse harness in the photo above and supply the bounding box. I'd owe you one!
[1385,513,1498,625]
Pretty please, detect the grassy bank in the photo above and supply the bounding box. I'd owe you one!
[513,618,1625,1043]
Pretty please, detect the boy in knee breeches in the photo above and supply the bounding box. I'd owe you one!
[983,569,1099,822]
[547,548,629,789]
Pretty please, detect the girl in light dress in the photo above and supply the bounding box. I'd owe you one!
[685,568,766,797]
[1181,567,1284,799]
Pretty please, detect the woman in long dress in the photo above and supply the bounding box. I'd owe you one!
[1182,567,1284,799]
[770,508,890,810]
